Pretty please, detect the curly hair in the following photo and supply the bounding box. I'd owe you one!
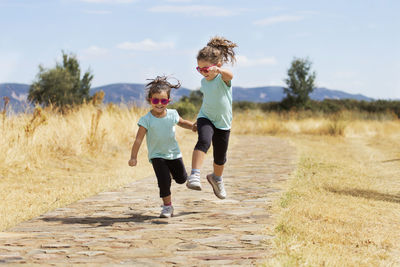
[145,75,181,103]
[197,36,238,65]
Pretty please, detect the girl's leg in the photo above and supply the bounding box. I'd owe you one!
[192,118,214,169]
[192,149,206,170]
[162,195,171,206]
[212,127,230,175]
[166,158,188,185]
[151,158,172,198]
[213,162,225,177]
[187,118,214,190]
[207,128,230,199]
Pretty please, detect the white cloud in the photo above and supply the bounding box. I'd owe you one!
[116,39,175,51]
[253,15,304,26]
[82,46,109,57]
[80,0,136,3]
[149,5,238,17]
[236,55,277,67]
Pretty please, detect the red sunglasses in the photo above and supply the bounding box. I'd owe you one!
[196,64,216,73]
[151,98,170,105]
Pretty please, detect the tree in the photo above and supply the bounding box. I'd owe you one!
[28,51,93,109]
[282,57,316,109]
[180,90,203,107]
[169,90,203,118]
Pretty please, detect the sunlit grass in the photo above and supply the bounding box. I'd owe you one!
[265,134,400,266]
[230,111,400,266]
[233,109,399,138]
[0,103,196,231]
[2,104,400,266]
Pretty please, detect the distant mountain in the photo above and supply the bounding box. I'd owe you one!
[232,86,285,102]
[0,82,373,112]
[92,84,373,103]
[310,87,372,101]
[0,83,31,112]
[91,83,192,105]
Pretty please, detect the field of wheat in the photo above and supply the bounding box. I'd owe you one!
[2,103,400,265]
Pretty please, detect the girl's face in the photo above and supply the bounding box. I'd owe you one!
[197,60,220,81]
[150,91,169,117]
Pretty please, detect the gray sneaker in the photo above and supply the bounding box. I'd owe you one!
[186,173,202,190]
[160,205,174,218]
[207,174,226,199]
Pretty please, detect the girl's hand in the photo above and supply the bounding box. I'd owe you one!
[208,65,220,75]
[192,122,197,132]
[128,158,137,167]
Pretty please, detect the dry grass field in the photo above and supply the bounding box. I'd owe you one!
[1,104,400,266]
[233,111,400,266]
[0,103,196,231]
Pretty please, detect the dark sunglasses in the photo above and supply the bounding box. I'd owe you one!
[151,98,170,105]
[196,64,216,73]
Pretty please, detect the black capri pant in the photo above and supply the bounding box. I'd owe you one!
[151,157,187,198]
[194,118,231,165]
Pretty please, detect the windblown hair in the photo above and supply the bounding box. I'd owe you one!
[145,75,181,103]
[197,36,238,65]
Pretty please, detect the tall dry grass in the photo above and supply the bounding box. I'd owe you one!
[1,103,149,230]
[1,101,197,231]
[231,110,400,266]
[266,135,400,266]
[233,109,399,138]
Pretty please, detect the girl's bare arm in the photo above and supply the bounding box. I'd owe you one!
[178,117,197,132]
[128,126,147,166]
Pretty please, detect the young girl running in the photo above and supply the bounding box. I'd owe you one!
[128,76,195,218]
[186,36,238,199]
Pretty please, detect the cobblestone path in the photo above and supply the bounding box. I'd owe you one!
[0,135,296,266]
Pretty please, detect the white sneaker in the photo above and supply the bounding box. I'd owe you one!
[207,174,226,199]
[186,173,202,190]
[160,205,174,218]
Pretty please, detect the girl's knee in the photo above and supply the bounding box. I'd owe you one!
[175,176,187,184]
[195,139,211,153]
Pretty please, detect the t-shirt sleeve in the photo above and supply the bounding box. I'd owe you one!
[173,109,180,124]
[138,115,148,129]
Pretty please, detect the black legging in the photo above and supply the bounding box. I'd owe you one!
[151,157,187,198]
[194,118,230,165]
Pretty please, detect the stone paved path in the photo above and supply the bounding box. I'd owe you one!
[0,135,295,266]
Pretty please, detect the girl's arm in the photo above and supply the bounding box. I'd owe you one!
[178,117,197,132]
[209,65,233,85]
[128,126,147,166]
[218,68,233,84]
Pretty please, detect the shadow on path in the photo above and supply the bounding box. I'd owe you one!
[41,211,202,226]
[42,214,158,226]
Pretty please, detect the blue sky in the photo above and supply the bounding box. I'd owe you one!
[0,0,399,99]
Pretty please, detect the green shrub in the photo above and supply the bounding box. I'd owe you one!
[170,99,197,119]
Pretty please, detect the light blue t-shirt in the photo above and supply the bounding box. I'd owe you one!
[197,74,232,130]
[138,109,182,162]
